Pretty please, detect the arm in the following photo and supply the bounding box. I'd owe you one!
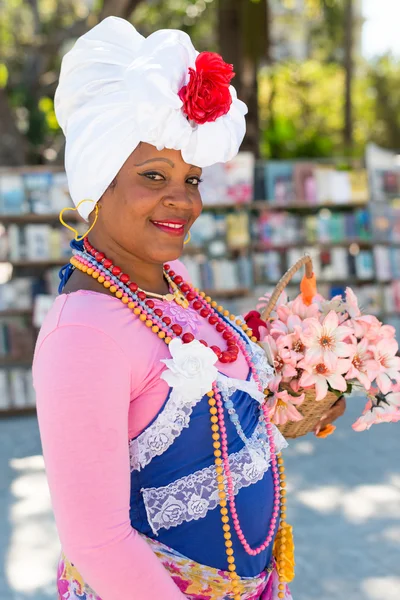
[33,325,185,600]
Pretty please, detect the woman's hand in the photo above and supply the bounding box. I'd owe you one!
[314,396,346,437]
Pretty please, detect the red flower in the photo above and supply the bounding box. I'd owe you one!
[244,310,268,341]
[178,52,235,125]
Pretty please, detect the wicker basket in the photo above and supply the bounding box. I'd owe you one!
[260,255,339,439]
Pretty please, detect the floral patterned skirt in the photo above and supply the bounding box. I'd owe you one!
[57,535,293,600]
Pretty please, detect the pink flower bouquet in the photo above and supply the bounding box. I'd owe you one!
[253,287,400,434]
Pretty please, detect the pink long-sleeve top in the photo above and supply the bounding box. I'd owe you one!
[33,261,249,600]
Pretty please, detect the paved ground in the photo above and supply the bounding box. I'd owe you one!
[0,397,399,600]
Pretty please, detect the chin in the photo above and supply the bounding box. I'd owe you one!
[150,246,184,264]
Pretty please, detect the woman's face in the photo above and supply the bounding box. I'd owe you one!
[95,143,203,264]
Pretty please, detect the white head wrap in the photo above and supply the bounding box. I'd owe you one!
[55,16,247,220]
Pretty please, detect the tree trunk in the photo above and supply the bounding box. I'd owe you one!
[0,89,27,166]
[100,0,145,20]
[343,0,353,152]
[218,0,270,157]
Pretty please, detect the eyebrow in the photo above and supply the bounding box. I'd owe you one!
[134,158,200,170]
[134,158,175,167]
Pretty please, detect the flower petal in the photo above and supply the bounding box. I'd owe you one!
[315,376,328,401]
[323,310,339,334]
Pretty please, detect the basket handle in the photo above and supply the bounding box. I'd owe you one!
[260,255,314,321]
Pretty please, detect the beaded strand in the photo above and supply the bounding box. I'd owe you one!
[70,240,290,597]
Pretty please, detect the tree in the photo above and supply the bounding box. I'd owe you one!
[368,57,400,151]
[343,0,354,152]
[0,0,149,166]
[217,0,271,157]
[0,0,217,165]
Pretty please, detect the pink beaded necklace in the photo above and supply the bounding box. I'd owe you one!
[71,238,291,600]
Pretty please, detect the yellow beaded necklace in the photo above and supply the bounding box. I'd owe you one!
[71,251,295,598]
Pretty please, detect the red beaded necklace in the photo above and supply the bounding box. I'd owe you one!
[70,237,293,599]
[83,237,245,364]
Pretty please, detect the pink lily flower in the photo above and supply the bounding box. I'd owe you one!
[346,314,395,343]
[298,356,351,401]
[345,287,361,318]
[301,310,354,370]
[345,339,374,390]
[256,291,288,318]
[316,294,348,324]
[289,295,320,320]
[352,390,400,431]
[264,336,298,392]
[267,390,305,426]
[365,338,400,394]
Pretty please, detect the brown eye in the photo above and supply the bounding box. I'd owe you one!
[140,171,165,181]
[186,176,203,186]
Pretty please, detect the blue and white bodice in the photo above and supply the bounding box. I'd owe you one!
[128,328,287,578]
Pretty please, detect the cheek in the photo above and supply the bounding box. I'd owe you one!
[192,191,203,219]
[118,187,160,225]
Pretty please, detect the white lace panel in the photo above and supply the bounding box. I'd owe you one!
[129,317,275,473]
[216,373,265,404]
[129,388,203,472]
[229,315,275,391]
[141,425,288,535]
[248,340,275,391]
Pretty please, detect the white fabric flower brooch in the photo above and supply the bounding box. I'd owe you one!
[161,338,218,399]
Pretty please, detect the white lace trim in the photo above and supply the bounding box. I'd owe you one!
[141,425,287,535]
[129,317,275,473]
[129,387,203,472]
[230,315,275,391]
[216,373,265,404]
[248,340,275,390]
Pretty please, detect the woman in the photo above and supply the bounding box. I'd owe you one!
[33,16,343,600]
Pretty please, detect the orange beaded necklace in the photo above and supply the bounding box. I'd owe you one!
[70,242,295,598]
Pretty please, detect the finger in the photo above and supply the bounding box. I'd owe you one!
[314,416,327,435]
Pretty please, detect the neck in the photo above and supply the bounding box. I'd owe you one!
[87,233,170,296]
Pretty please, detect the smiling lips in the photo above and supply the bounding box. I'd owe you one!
[151,220,187,237]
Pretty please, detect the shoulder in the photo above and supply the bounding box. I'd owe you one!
[34,291,169,379]
[35,291,133,348]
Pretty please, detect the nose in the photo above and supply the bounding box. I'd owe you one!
[161,182,193,210]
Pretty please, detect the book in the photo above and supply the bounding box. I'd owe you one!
[314,166,335,204]
[0,173,26,214]
[9,368,27,408]
[293,163,317,205]
[225,152,255,204]
[226,212,250,249]
[330,170,352,204]
[50,172,72,213]
[33,294,56,328]
[25,225,51,260]
[199,163,227,206]
[264,161,294,205]
[200,152,255,206]
[7,225,24,261]
[349,170,369,203]
[23,171,53,214]
[355,250,374,280]
[374,245,392,281]
[25,369,36,407]
[0,371,9,410]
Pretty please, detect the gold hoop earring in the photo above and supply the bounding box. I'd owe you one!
[184,231,191,245]
[59,199,99,241]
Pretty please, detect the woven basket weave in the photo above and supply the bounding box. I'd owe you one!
[260,255,338,439]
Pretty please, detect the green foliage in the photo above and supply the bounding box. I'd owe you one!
[259,59,375,159]
[0,0,399,164]
[133,0,216,50]
[368,55,400,151]
[0,65,9,88]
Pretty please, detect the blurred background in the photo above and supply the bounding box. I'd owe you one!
[0,1,400,599]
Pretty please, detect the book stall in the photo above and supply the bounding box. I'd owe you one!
[0,144,399,414]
